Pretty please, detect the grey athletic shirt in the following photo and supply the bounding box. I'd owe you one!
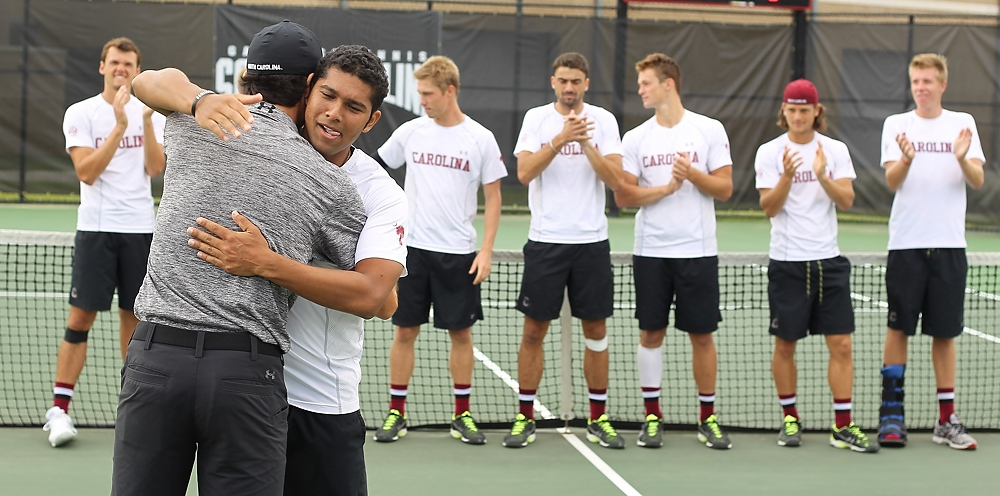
[134,102,366,352]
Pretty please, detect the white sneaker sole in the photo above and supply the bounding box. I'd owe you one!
[373,428,407,442]
[636,437,662,448]
[698,433,732,449]
[932,435,977,450]
[830,438,874,453]
[450,429,486,444]
[48,429,76,447]
[586,433,624,448]
[502,433,535,448]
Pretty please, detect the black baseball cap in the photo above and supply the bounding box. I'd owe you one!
[245,20,321,76]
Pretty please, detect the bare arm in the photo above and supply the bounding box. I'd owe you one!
[954,128,985,190]
[516,110,592,185]
[960,157,985,190]
[884,159,910,192]
[375,285,398,320]
[141,106,165,178]
[188,212,403,320]
[584,146,624,191]
[132,68,202,116]
[759,147,802,217]
[613,171,681,208]
[811,141,854,211]
[818,177,855,211]
[759,184,791,218]
[132,68,260,140]
[469,180,501,285]
[685,165,732,201]
[72,86,131,185]
[885,132,915,191]
[517,148,558,186]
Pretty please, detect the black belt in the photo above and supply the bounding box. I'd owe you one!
[132,322,282,358]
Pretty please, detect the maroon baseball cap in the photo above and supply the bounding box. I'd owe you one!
[783,79,819,104]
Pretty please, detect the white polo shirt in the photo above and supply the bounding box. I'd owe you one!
[284,148,408,415]
[755,132,856,261]
[623,111,732,258]
[63,94,165,233]
[379,116,507,255]
[514,103,623,244]
[881,109,985,250]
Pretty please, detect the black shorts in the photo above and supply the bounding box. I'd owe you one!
[767,256,854,341]
[886,248,966,338]
[70,231,152,312]
[392,247,483,330]
[284,407,367,496]
[633,255,721,333]
[515,240,613,321]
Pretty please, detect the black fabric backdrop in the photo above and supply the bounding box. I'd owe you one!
[3,1,999,218]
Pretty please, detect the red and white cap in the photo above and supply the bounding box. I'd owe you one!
[783,79,819,104]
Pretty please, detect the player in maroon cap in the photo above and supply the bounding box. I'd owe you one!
[755,79,878,453]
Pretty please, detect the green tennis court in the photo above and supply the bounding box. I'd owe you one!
[2,204,999,495]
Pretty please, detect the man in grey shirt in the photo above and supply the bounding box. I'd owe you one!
[114,21,365,496]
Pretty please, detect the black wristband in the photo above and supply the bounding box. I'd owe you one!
[190,90,215,117]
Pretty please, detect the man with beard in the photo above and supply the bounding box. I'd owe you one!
[503,52,625,450]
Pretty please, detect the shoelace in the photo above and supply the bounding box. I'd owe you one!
[382,413,401,430]
[784,419,800,436]
[704,416,724,438]
[593,416,618,437]
[645,418,660,436]
[947,421,969,438]
[510,418,530,436]
[458,414,478,432]
[844,424,869,443]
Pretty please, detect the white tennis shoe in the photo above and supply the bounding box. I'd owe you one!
[43,406,77,447]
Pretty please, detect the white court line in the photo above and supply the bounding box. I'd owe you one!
[964,327,1000,344]
[1,291,65,298]
[862,264,1000,304]
[966,287,1000,302]
[561,433,643,496]
[472,346,554,420]
[747,264,1000,345]
[472,346,639,494]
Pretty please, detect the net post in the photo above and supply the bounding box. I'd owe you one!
[559,288,575,424]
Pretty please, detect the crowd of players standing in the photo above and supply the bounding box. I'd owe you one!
[41,22,982,496]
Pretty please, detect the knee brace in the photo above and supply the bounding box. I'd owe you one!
[64,328,89,344]
[585,336,608,353]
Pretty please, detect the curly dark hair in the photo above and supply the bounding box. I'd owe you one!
[239,74,309,107]
[312,45,390,116]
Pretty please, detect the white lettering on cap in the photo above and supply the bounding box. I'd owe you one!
[247,63,283,71]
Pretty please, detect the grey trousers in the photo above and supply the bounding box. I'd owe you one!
[111,325,288,496]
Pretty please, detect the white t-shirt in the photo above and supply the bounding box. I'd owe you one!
[284,148,408,415]
[755,133,856,261]
[514,103,623,244]
[881,109,985,250]
[623,111,732,258]
[378,116,507,254]
[63,94,166,233]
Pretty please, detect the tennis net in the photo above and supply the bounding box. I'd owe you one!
[3,229,999,432]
